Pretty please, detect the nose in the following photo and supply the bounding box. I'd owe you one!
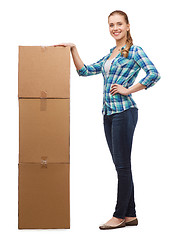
[113,25,118,30]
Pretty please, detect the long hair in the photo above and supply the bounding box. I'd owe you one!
[108,10,133,58]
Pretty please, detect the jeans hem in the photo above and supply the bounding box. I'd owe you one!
[125,214,137,217]
[113,213,125,219]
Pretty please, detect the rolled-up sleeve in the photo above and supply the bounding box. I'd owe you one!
[76,55,106,77]
[133,46,161,89]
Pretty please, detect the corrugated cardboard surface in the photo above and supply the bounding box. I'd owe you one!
[18,46,70,229]
[18,46,70,98]
[18,163,70,229]
[19,98,70,163]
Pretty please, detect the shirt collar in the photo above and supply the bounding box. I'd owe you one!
[110,44,126,53]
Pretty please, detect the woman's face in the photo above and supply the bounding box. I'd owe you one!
[108,14,130,41]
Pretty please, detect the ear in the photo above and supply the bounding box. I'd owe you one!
[126,23,130,31]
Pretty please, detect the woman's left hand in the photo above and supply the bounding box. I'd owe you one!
[110,84,130,96]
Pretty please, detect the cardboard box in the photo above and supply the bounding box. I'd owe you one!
[18,46,70,229]
[18,163,70,229]
[19,98,70,163]
[18,46,70,98]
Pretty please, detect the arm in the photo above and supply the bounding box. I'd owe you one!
[110,46,161,96]
[72,47,106,76]
[110,82,146,96]
[128,82,146,94]
[54,43,106,76]
[133,46,161,89]
[71,45,84,71]
[76,55,106,77]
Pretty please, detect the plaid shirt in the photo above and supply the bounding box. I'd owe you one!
[77,44,161,115]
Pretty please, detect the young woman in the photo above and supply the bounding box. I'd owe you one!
[54,10,161,230]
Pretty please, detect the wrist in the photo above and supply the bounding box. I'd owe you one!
[127,87,132,95]
[71,45,76,51]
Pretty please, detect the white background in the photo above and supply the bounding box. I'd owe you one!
[0,0,175,239]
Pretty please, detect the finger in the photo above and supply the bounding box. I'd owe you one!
[111,84,118,88]
[110,89,118,95]
[53,44,66,47]
[111,90,118,96]
[110,84,118,91]
[110,85,118,89]
[110,86,118,93]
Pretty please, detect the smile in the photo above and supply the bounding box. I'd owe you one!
[113,32,121,36]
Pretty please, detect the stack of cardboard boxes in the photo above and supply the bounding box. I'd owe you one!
[18,46,70,229]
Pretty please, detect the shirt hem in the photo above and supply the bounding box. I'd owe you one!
[102,105,138,116]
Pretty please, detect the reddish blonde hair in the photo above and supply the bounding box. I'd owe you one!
[108,10,133,58]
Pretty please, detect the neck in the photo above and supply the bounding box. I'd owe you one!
[115,36,127,49]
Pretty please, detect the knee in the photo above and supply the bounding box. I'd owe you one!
[115,165,132,177]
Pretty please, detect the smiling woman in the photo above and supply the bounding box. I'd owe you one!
[108,10,132,59]
[53,9,161,230]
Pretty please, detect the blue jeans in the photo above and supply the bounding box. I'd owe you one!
[103,107,138,219]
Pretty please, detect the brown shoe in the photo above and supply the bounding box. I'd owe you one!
[125,218,138,226]
[99,219,126,230]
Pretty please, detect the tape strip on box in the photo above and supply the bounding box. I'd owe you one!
[41,156,48,168]
[40,91,47,111]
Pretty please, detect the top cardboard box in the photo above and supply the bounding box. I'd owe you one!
[18,46,70,98]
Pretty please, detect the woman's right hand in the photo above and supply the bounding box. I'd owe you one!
[53,43,76,50]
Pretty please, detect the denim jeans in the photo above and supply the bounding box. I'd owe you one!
[103,107,138,219]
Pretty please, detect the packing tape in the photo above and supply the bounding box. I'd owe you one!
[40,90,47,98]
[41,46,47,52]
[40,90,47,111]
[41,156,48,168]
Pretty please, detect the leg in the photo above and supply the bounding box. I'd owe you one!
[102,114,125,226]
[103,114,113,156]
[111,108,138,219]
[125,108,138,217]
[125,177,136,217]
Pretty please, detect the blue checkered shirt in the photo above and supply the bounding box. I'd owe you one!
[76,44,161,115]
